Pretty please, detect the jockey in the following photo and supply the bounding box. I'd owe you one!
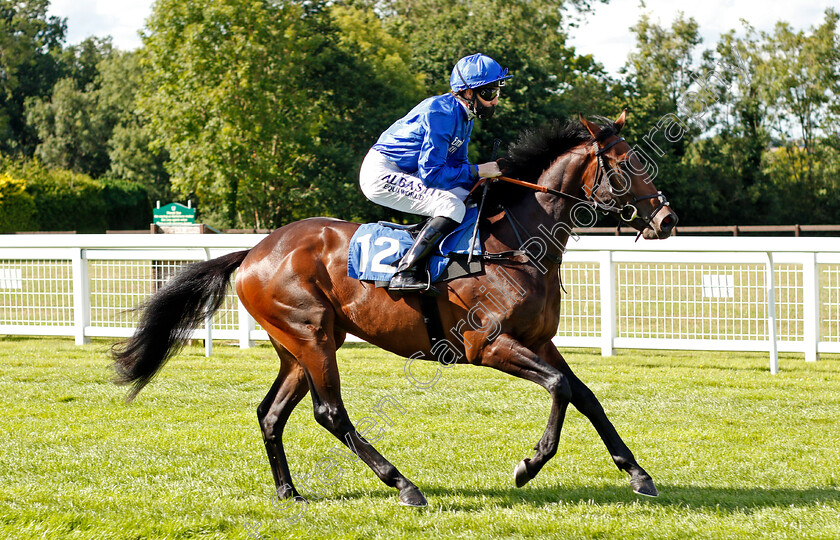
[359,53,511,295]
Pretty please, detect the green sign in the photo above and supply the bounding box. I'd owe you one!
[153,203,196,225]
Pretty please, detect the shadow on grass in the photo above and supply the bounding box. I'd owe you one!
[334,484,840,513]
[0,335,39,342]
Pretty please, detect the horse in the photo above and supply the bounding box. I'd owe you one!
[111,110,678,508]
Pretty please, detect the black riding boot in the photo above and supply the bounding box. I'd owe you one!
[389,216,458,296]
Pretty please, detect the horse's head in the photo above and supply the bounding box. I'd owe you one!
[578,110,678,239]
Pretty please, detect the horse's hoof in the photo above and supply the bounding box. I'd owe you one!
[514,458,532,488]
[275,484,301,500]
[631,475,659,497]
[398,486,428,507]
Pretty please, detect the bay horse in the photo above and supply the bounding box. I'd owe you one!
[111,111,678,508]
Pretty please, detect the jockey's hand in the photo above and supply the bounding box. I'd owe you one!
[477,161,502,179]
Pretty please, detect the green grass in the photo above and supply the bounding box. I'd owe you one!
[1,337,838,539]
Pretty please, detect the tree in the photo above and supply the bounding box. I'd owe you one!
[0,156,151,231]
[377,0,612,159]
[698,9,840,224]
[293,3,426,223]
[98,51,170,202]
[625,12,700,109]
[23,38,117,176]
[688,22,778,225]
[56,36,114,91]
[141,0,424,228]
[618,11,704,225]
[140,0,323,228]
[25,77,113,176]
[25,46,169,201]
[0,0,66,155]
[0,171,37,231]
[762,10,839,189]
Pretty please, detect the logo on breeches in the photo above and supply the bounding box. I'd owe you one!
[383,174,433,200]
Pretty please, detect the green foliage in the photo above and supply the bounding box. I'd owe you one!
[625,12,701,108]
[700,27,770,217]
[141,0,425,228]
[55,36,115,91]
[380,0,613,158]
[681,135,779,225]
[0,158,150,232]
[24,47,166,192]
[25,78,114,176]
[617,8,840,227]
[764,142,840,224]
[100,177,152,230]
[757,9,840,226]
[98,51,171,201]
[107,122,170,203]
[297,4,426,224]
[0,0,66,156]
[140,0,321,228]
[2,1,839,229]
[17,161,106,232]
[616,12,703,225]
[0,172,37,232]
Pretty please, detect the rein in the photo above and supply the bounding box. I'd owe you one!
[472,136,670,227]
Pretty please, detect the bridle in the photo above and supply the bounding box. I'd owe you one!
[588,136,671,226]
[467,129,676,267]
[476,136,671,228]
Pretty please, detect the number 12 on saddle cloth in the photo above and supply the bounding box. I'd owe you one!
[347,205,483,284]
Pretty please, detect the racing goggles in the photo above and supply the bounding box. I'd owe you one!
[477,82,503,101]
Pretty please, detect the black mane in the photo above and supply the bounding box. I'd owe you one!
[505,117,617,181]
[483,116,618,210]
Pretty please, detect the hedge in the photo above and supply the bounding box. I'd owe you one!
[0,159,152,233]
[0,173,38,233]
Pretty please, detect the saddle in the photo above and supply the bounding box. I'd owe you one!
[348,205,486,287]
[346,204,528,349]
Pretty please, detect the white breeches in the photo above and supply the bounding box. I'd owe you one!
[359,149,468,223]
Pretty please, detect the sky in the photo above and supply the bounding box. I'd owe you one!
[47,0,837,77]
[565,0,837,75]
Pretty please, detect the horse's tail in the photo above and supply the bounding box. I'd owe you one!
[110,249,250,401]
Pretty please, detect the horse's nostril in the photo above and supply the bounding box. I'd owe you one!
[660,215,676,231]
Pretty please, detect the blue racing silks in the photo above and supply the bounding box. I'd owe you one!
[372,93,476,191]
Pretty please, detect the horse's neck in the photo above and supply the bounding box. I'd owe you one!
[502,150,589,256]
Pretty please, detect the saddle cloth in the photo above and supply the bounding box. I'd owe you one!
[347,205,482,283]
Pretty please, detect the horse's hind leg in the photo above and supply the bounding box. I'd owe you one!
[541,344,658,497]
[257,338,310,500]
[261,289,426,507]
[293,337,427,507]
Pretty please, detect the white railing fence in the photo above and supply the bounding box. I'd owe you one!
[1,234,838,373]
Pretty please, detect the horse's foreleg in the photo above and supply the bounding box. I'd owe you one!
[480,334,572,487]
[540,344,658,497]
[257,339,310,500]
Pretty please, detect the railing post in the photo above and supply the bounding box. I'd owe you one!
[238,299,255,349]
[765,252,778,374]
[599,250,615,356]
[71,248,90,345]
[802,252,819,362]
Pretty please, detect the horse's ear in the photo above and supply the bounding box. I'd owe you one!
[615,109,627,133]
[578,112,600,139]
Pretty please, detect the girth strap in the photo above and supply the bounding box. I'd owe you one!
[447,250,527,262]
[419,294,447,349]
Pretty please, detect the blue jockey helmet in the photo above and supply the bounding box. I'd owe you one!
[449,53,511,92]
